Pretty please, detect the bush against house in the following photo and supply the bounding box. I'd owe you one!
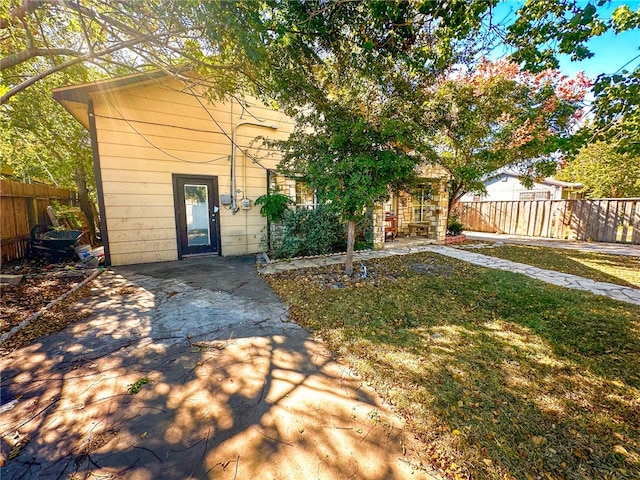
[269,206,372,260]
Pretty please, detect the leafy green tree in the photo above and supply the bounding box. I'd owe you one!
[556,141,640,198]
[275,99,420,275]
[420,59,590,212]
[0,65,98,230]
[503,1,640,153]
[0,0,274,104]
[258,1,484,274]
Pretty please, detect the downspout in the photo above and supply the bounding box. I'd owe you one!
[231,121,278,214]
[87,99,111,266]
[266,169,272,250]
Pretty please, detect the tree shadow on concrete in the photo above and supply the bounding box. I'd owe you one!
[1,267,428,479]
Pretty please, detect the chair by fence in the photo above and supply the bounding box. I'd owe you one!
[457,198,640,245]
[1,180,76,263]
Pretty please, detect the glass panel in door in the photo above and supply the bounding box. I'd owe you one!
[184,184,210,247]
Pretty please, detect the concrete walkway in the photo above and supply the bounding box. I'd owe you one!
[465,231,640,257]
[431,245,640,306]
[258,239,640,306]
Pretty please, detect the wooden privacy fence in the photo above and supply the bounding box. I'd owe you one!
[1,180,76,263]
[457,198,640,245]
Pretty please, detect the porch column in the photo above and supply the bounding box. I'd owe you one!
[434,178,449,243]
[373,204,385,249]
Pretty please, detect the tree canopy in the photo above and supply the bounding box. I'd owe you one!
[556,141,640,198]
[274,87,422,274]
[419,59,590,210]
[502,0,640,153]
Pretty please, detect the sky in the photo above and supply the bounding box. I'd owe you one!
[491,0,640,80]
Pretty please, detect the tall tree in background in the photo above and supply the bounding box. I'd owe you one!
[504,1,640,153]
[556,141,640,198]
[419,59,590,213]
[0,65,98,230]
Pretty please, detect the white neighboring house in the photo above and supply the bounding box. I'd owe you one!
[459,171,584,202]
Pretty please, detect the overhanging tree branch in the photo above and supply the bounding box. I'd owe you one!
[1,47,84,71]
[1,33,167,105]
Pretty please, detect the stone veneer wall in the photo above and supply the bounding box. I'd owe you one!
[373,164,451,248]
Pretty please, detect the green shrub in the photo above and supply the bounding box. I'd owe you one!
[447,209,464,236]
[271,207,372,259]
[254,192,293,223]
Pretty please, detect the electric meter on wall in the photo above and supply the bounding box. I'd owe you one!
[241,198,251,210]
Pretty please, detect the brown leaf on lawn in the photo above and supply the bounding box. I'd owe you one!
[613,445,628,456]
[531,435,546,446]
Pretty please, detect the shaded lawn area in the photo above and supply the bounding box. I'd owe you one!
[469,244,640,289]
[265,252,640,480]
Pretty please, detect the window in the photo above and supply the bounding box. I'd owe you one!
[411,182,433,222]
[519,190,551,201]
[295,181,316,210]
[269,172,316,210]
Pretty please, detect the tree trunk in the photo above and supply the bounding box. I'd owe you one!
[345,219,355,275]
[75,164,97,236]
[448,182,464,218]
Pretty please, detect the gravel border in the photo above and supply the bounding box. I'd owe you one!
[0,269,103,345]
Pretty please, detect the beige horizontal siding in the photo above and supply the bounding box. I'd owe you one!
[111,250,177,266]
[97,130,232,154]
[100,169,171,184]
[106,216,176,232]
[108,228,175,242]
[102,181,169,195]
[109,238,176,255]
[107,205,175,219]
[100,156,233,174]
[98,144,231,164]
[220,214,267,232]
[92,78,294,265]
[103,193,174,206]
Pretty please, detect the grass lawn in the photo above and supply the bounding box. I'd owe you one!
[265,252,640,480]
[467,244,640,289]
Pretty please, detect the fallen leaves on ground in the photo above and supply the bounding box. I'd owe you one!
[265,252,640,480]
[1,281,95,353]
[1,258,94,335]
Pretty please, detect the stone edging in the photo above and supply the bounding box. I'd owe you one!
[257,248,372,268]
[1,269,103,345]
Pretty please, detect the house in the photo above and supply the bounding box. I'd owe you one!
[54,72,449,266]
[458,171,583,203]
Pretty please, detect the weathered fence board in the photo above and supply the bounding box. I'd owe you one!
[1,180,76,263]
[458,198,640,245]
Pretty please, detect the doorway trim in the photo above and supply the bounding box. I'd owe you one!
[172,174,221,259]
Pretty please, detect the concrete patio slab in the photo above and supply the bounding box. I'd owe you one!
[0,256,436,480]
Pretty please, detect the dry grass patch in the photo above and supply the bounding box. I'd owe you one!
[265,252,640,480]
